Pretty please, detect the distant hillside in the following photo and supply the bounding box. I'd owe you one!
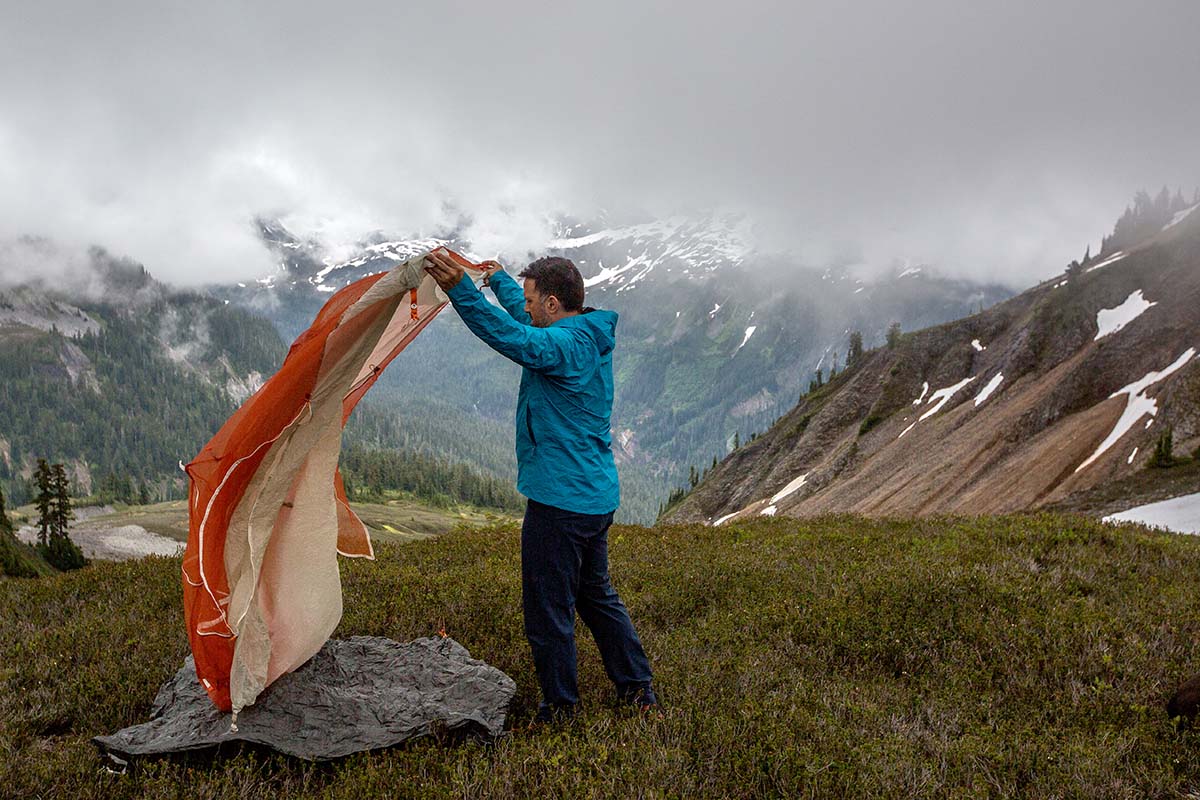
[0,247,285,504]
[217,215,1013,522]
[0,245,529,515]
[666,197,1200,524]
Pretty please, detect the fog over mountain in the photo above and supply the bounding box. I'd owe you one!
[2,1,1198,287]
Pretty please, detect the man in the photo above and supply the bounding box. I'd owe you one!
[423,249,657,723]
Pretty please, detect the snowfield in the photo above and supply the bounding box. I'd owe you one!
[1104,492,1200,535]
[1094,290,1156,340]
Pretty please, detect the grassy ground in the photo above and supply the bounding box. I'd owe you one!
[4,513,1200,797]
[0,528,54,578]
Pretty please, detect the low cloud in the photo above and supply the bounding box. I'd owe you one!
[1,1,1197,289]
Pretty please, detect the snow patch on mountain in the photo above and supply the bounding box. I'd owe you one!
[919,377,977,422]
[1075,347,1197,473]
[1104,491,1200,535]
[550,215,753,289]
[770,473,809,504]
[1094,290,1156,340]
[712,510,740,527]
[900,376,978,438]
[974,373,1004,406]
[1163,205,1198,231]
[1087,251,1127,273]
[326,238,450,279]
[734,325,757,354]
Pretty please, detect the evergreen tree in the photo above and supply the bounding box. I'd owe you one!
[0,482,11,536]
[886,322,902,349]
[32,460,86,570]
[51,463,74,538]
[1149,427,1175,468]
[847,331,864,366]
[689,465,699,488]
[34,459,53,548]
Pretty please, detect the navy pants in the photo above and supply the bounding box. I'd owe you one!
[521,499,653,710]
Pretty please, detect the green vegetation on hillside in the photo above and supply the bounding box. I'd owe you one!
[4,514,1200,797]
[0,303,280,503]
[1100,186,1198,257]
[0,528,53,578]
[339,445,523,512]
[0,480,53,578]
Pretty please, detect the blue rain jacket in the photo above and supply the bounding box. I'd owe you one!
[445,269,620,514]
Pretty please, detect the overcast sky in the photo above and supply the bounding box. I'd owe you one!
[1,0,1198,288]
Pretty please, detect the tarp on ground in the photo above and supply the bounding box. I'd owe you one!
[93,636,516,762]
[182,250,486,715]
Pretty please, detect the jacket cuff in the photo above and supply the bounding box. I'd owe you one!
[446,276,480,303]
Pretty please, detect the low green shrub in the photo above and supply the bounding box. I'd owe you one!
[4,514,1200,797]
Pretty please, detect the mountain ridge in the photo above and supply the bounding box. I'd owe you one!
[664,202,1200,525]
[223,212,1014,522]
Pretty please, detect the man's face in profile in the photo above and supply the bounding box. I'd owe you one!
[523,279,554,328]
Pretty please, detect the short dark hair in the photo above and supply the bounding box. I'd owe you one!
[518,257,584,311]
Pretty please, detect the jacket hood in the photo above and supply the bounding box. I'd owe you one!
[558,308,618,355]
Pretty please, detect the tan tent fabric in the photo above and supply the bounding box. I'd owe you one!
[183,249,484,714]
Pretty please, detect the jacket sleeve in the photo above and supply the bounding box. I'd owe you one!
[446,278,585,377]
[487,269,532,324]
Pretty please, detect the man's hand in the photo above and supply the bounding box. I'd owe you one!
[423,249,465,291]
[478,259,503,286]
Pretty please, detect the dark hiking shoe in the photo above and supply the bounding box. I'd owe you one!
[617,686,663,718]
[526,703,578,731]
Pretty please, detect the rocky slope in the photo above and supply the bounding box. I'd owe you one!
[665,204,1200,524]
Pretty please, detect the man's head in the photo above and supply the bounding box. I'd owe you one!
[519,257,585,328]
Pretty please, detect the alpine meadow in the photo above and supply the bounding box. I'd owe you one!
[4,2,1200,798]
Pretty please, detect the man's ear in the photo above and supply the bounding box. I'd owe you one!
[545,295,561,314]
